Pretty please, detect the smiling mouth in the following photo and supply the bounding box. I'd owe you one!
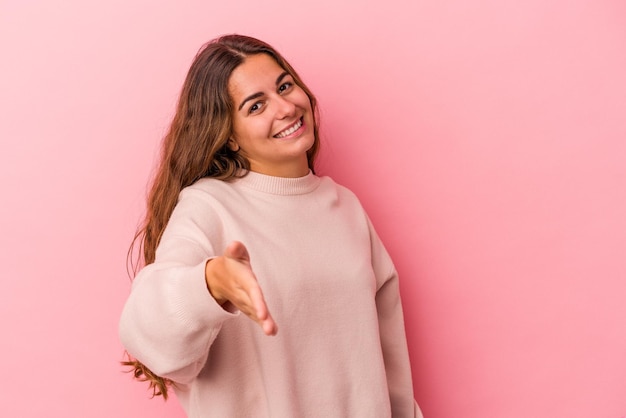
[273,118,303,138]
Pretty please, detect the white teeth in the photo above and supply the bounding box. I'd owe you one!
[275,119,302,138]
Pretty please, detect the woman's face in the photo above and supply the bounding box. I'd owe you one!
[228,53,315,178]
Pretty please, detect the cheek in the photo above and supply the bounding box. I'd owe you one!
[232,115,251,135]
[299,93,314,114]
[233,118,268,142]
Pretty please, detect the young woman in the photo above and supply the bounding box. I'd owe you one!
[119,34,422,418]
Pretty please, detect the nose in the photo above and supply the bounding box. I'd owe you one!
[274,95,296,119]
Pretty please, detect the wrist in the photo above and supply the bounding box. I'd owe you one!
[205,257,227,305]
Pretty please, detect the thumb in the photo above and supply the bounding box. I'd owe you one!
[224,241,250,263]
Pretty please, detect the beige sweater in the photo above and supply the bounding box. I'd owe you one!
[119,171,421,417]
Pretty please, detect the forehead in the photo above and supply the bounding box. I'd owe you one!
[228,54,286,98]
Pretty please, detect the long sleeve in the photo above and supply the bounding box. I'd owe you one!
[119,172,423,417]
[369,218,423,418]
[119,188,237,384]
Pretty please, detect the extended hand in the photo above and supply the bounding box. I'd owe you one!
[205,241,278,336]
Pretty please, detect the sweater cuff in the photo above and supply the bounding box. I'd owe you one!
[174,259,239,329]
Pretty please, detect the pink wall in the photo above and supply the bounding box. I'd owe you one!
[1,0,624,416]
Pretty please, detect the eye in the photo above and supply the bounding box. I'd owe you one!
[278,81,293,94]
[248,101,264,114]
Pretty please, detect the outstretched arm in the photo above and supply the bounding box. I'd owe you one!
[119,187,277,384]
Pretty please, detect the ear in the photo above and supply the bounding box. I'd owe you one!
[227,138,240,152]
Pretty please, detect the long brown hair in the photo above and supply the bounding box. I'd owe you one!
[123,34,320,399]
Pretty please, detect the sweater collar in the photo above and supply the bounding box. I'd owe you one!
[235,170,321,195]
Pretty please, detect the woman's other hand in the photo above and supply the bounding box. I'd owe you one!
[205,241,278,336]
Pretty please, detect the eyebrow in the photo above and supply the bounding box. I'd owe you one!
[237,71,291,111]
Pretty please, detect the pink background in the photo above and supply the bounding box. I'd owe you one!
[1,0,624,416]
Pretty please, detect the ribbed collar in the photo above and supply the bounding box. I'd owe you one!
[235,170,321,195]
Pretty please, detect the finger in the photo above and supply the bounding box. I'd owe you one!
[234,295,277,336]
[224,241,250,263]
[225,278,265,321]
[246,281,270,320]
[245,282,278,336]
[261,314,278,336]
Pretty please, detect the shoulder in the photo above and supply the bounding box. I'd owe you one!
[166,178,240,220]
[314,176,372,231]
[318,175,364,207]
[183,176,232,195]
[177,177,239,203]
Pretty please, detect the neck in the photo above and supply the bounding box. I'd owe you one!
[249,157,310,178]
